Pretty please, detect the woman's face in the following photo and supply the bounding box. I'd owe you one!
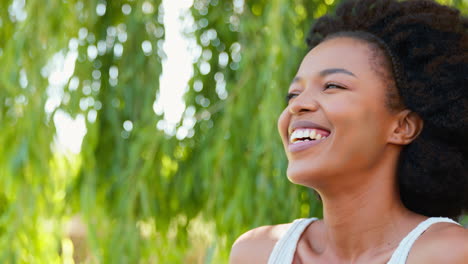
[277,37,399,188]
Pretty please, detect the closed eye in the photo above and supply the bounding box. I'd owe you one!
[325,83,346,90]
[285,93,298,103]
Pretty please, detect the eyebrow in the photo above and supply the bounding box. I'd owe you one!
[319,68,357,78]
[291,68,357,85]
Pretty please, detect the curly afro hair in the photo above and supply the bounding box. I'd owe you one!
[306,0,468,219]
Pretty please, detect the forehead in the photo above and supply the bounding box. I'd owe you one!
[297,37,383,79]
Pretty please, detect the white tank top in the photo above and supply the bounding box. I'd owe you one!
[267,217,460,264]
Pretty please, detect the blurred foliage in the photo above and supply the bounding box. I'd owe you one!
[0,0,466,263]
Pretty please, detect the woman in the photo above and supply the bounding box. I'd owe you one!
[230,0,468,263]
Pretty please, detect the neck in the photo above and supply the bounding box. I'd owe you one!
[313,149,425,262]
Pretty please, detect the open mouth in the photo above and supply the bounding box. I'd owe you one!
[289,128,330,144]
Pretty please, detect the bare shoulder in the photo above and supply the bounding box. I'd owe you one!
[229,223,292,264]
[408,222,468,264]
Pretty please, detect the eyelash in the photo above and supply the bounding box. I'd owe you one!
[325,83,345,90]
[285,83,345,103]
[285,93,298,102]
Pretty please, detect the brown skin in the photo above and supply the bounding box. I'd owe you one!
[229,37,468,264]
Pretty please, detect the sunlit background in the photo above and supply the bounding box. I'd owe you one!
[51,0,194,155]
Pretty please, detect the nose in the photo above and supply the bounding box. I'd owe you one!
[288,92,319,114]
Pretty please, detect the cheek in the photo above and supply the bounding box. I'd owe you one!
[277,109,289,140]
[326,98,387,162]
[327,96,383,131]
[325,97,358,128]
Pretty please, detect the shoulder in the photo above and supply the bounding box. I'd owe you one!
[408,221,468,264]
[229,223,292,264]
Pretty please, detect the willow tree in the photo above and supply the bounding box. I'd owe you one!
[1,0,466,263]
[1,0,167,262]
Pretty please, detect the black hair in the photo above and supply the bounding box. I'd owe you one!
[306,0,468,219]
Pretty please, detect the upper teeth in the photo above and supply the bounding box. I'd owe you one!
[290,129,328,143]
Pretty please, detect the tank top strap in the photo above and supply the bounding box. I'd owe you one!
[386,217,461,264]
[267,217,318,264]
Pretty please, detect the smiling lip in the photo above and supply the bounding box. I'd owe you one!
[288,120,331,135]
[288,139,326,152]
[287,120,331,153]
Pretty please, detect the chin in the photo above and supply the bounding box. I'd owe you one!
[286,163,324,187]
